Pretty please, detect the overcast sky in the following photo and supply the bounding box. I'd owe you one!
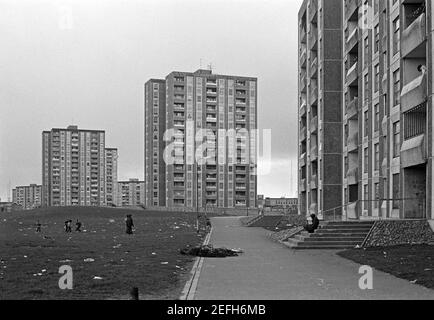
[0,0,302,201]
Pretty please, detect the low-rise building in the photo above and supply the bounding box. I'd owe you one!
[116,179,145,207]
[12,184,42,210]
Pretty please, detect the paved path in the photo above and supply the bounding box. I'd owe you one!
[193,217,434,300]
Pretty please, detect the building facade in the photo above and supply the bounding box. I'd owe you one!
[341,0,433,220]
[105,148,118,206]
[116,179,145,207]
[144,79,167,207]
[298,0,434,221]
[42,125,113,207]
[12,184,42,210]
[145,69,258,209]
[298,0,344,219]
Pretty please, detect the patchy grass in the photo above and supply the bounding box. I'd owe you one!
[338,245,434,289]
[0,207,206,300]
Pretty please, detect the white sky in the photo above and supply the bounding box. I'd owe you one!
[0,0,303,201]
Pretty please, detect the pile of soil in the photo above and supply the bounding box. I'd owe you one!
[180,245,242,258]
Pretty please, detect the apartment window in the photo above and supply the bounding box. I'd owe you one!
[364,147,369,174]
[374,24,380,53]
[374,103,380,132]
[393,122,400,158]
[393,70,400,106]
[364,74,370,103]
[364,36,370,67]
[393,18,400,55]
[344,156,349,175]
[364,111,369,137]
[374,183,380,209]
[374,64,380,93]
[392,174,400,209]
[374,143,380,171]
[364,184,369,210]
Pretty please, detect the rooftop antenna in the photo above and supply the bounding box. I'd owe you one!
[200,58,202,69]
[207,62,213,73]
[7,179,11,202]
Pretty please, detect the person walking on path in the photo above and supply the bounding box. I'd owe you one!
[125,214,134,235]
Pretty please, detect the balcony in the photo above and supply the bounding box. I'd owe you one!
[300,47,307,68]
[346,167,359,185]
[310,57,318,78]
[346,28,359,53]
[345,0,358,20]
[347,132,359,153]
[401,13,427,58]
[300,178,307,192]
[401,134,427,168]
[346,62,358,86]
[300,153,307,167]
[206,116,217,123]
[310,145,318,162]
[346,97,359,120]
[401,73,427,113]
[310,116,318,134]
[310,174,318,190]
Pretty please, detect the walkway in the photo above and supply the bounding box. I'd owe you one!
[192,217,434,300]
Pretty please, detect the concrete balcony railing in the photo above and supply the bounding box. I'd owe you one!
[346,167,359,185]
[300,178,307,192]
[401,134,427,169]
[345,0,358,20]
[309,0,318,22]
[310,56,318,78]
[300,128,307,142]
[346,201,359,220]
[401,13,427,58]
[346,62,358,86]
[300,101,307,117]
[310,116,318,134]
[310,145,318,162]
[346,27,359,53]
[309,84,318,105]
[347,132,359,153]
[300,74,307,93]
[309,31,318,51]
[300,28,307,44]
[300,153,307,167]
[310,174,318,190]
[300,47,307,68]
[401,73,427,113]
[346,97,359,120]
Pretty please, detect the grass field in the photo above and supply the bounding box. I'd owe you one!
[338,245,434,289]
[0,207,206,300]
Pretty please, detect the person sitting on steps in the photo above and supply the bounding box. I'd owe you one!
[304,214,320,234]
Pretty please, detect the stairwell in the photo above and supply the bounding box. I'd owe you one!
[283,221,375,250]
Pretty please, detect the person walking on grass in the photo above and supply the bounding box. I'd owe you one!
[75,219,82,232]
[125,214,134,235]
[36,220,41,233]
[64,220,72,233]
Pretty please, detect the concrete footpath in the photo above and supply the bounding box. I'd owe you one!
[192,217,434,300]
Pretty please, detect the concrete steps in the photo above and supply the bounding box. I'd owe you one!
[283,221,375,250]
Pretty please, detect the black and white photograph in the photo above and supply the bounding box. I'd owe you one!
[1,0,434,308]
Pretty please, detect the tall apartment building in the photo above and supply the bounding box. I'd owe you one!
[144,79,167,207]
[145,69,258,209]
[105,148,118,206]
[341,0,433,220]
[12,184,42,210]
[298,0,344,219]
[116,179,145,207]
[42,125,114,207]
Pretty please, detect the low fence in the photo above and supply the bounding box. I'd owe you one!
[145,206,260,216]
